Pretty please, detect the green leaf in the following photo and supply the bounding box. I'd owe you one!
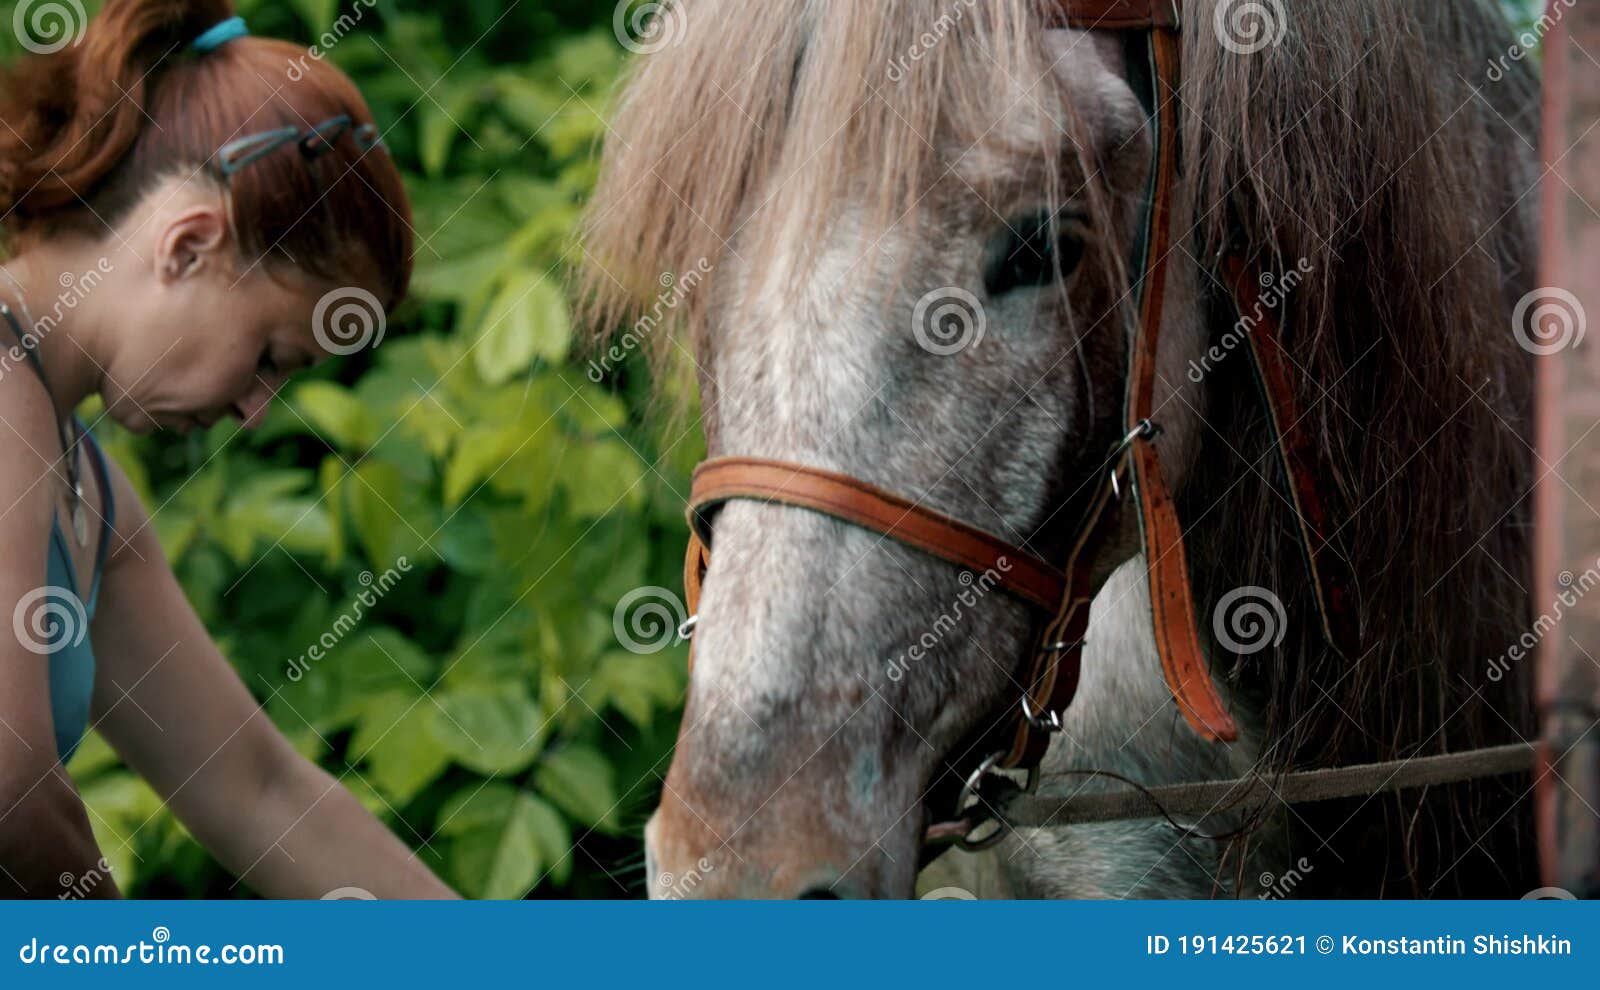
[286,0,340,34]
[292,381,378,451]
[473,274,572,385]
[429,682,548,776]
[437,784,549,899]
[346,460,405,570]
[350,692,450,805]
[534,745,620,833]
[559,442,648,519]
[442,425,520,507]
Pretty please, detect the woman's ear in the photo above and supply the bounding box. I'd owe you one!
[156,205,230,284]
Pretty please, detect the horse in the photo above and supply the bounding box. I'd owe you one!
[582,0,1542,898]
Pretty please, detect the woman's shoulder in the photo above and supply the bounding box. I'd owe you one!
[0,369,65,538]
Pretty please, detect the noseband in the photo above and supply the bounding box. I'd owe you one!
[678,0,1361,846]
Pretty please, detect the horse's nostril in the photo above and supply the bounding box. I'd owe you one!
[797,886,841,899]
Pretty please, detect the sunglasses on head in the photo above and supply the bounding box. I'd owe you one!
[216,115,385,177]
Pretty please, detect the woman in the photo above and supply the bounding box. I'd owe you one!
[0,0,453,898]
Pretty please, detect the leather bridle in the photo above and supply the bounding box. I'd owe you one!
[677,0,1363,846]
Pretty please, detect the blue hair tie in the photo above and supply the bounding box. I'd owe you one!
[192,16,248,54]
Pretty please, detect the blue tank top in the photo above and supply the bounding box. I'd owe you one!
[43,428,115,763]
[0,304,114,763]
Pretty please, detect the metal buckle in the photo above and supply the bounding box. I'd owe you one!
[677,614,697,641]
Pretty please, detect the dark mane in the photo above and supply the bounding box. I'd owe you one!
[1179,0,1540,895]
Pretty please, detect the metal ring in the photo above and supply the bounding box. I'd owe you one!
[1108,419,1158,500]
[677,615,697,641]
[1019,694,1064,733]
[954,752,1008,851]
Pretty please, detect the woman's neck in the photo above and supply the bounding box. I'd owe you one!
[0,245,106,422]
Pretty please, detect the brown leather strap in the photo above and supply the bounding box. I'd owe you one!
[1223,255,1362,658]
[1000,473,1123,768]
[1049,0,1181,30]
[1122,29,1238,743]
[688,457,1068,613]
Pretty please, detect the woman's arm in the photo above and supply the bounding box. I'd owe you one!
[0,390,118,897]
[90,460,456,899]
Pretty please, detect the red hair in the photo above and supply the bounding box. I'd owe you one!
[0,0,411,307]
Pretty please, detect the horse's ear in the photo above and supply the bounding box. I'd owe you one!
[1041,28,1151,196]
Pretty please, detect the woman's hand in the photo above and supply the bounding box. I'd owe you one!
[90,459,456,899]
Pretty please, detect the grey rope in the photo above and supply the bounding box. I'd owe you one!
[1003,742,1537,829]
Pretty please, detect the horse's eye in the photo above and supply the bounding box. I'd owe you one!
[983,212,1085,297]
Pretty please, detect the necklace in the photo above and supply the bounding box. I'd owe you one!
[0,266,89,547]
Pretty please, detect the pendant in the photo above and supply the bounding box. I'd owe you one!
[72,482,89,547]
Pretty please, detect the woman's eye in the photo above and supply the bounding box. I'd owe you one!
[983,213,1086,297]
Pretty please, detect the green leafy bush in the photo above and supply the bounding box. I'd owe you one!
[0,0,695,899]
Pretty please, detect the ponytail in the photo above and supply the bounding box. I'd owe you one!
[0,0,411,308]
[0,0,234,228]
